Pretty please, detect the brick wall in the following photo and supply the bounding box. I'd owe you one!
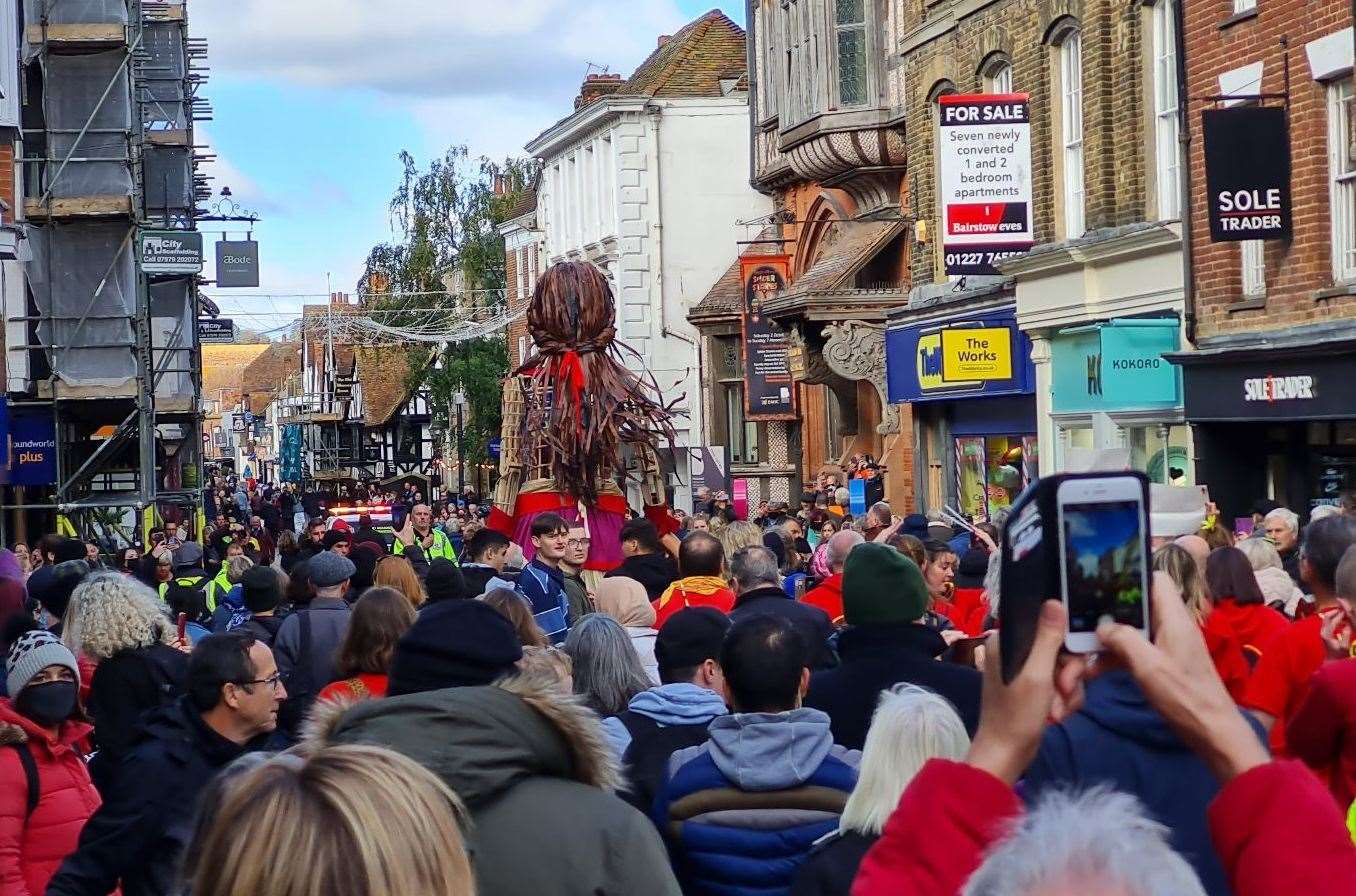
[900,0,1155,285]
[1184,0,1355,338]
[504,245,521,367]
[0,140,16,215]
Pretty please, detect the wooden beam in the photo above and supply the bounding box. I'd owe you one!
[145,130,189,147]
[25,24,125,45]
[24,196,133,219]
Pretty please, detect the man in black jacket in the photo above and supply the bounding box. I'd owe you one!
[804,543,980,750]
[606,518,679,601]
[460,528,513,597]
[47,632,283,896]
[727,545,834,668]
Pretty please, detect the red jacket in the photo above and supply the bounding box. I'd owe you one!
[1285,657,1356,809]
[803,574,845,625]
[851,758,1356,896]
[0,700,105,896]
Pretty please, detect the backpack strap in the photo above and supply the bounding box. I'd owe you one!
[11,743,39,818]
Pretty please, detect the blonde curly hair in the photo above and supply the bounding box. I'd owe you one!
[64,572,175,660]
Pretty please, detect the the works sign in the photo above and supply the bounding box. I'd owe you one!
[1202,106,1292,242]
[140,229,203,274]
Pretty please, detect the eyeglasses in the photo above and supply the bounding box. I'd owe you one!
[567,538,591,548]
[235,672,284,692]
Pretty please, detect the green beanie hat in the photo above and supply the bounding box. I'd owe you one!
[843,542,929,625]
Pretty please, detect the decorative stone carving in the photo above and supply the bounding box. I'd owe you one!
[821,320,899,435]
[795,326,860,436]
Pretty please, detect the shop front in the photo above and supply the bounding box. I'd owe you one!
[1048,318,1189,481]
[1175,340,1356,519]
[886,302,1037,521]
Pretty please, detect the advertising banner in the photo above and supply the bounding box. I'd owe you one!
[198,318,234,344]
[739,254,797,420]
[938,93,1034,275]
[9,408,57,486]
[140,230,203,274]
[280,424,303,482]
[1202,106,1292,241]
[215,240,260,287]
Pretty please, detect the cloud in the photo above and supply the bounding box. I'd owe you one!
[194,0,689,100]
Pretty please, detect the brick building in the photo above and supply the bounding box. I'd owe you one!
[1173,0,1356,516]
[497,186,541,370]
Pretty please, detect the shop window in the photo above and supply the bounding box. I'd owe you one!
[1327,77,1356,282]
[1127,424,1192,485]
[1150,0,1180,220]
[956,434,1033,521]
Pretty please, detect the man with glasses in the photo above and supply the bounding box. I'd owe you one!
[48,632,283,896]
[561,525,593,624]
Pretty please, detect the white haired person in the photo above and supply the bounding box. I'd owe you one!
[1262,506,1304,591]
[1237,536,1308,618]
[851,573,1356,896]
[66,572,188,792]
[791,684,969,895]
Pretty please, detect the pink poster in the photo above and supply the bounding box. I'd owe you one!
[732,478,748,521]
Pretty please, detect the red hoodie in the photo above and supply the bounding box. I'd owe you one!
[1209,598,1290,658]
[851,758,1356,896]
[802,574,844,625]
[1285,657,1356,810]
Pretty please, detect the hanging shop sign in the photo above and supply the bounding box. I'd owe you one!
[198,318,234,344]
[281,424,303,483]
[231,415,247,433]
[139,230,203,274]
[739,253,797,420]
[937,93,1034,275]
[1202,106,1292,242]
[886,310,1035,402]
[1051,320,1182,413]
[215,239,260,288]
[9,407,57,486]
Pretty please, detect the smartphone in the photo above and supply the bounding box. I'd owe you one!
[176,612,187,643]
[1055,475,1150,653]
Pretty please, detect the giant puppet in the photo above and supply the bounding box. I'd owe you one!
[488,261,681,572]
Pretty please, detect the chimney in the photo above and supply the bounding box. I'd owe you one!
[657,34,671,48]
[575,72,623,110]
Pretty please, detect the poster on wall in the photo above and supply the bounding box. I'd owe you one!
[937,93,1034,275]
[9,407,57,486]
[1202,106,1292,241]
[739,254,798,420]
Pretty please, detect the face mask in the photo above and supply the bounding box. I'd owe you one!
[16,680,78,728]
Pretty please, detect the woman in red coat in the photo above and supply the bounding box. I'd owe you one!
[0,625,105,896]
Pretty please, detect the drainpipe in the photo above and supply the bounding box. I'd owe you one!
[1174,0,1196,345]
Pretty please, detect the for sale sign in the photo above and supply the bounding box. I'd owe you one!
[938,94,1033,276]
[1202,106,1292,241]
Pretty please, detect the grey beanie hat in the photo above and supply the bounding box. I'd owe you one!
[308,550,356,588]
[6,628,80,697]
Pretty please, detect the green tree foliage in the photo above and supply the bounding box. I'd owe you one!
[359,147,536,467]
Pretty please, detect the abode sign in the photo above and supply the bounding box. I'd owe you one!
[1202,106,1293,241]
[216,240,260,288]
[139,230,203,274]
[937,93,1034,275]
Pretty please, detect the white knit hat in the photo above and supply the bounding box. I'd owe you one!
[6,629,80,697]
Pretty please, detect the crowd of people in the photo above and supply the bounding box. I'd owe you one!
[1,467,1355,895]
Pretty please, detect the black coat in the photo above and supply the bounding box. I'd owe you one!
[47,698,267,896]
[791,831,878,896]
[86,643,188,793]
[606,552,679,601]
[728,586,836,669]
[804,623,982,750]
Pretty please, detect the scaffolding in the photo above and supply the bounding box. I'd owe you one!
[6,0,209,546]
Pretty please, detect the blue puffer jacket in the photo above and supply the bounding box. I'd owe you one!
[655,707,859,896]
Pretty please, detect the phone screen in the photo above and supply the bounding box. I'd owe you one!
[1061,500,1146,633]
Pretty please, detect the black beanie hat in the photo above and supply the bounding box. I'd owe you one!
[54,539,87,565]
[424,558,467,603]
[322,529,351,550]
[386,599,522,696]
[656,607,731,682]
[240,566,282,614]
[32,559,90,621]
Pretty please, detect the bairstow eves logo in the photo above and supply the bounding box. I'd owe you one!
[1242,375,1314,402]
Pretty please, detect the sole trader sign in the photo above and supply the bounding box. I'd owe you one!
[938,94,1034,275]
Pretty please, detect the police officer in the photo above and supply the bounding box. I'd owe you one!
[393,503,457,577]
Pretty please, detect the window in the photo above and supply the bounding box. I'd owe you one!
[1059,31,1085,237]
[759,3,780,120]
[835,0,868,106]
[1328,77,1356,282]
[1241,240,1266,297]
[1233,0,1255,14]
[724,384,762,464]
[984,59,1013,95]
[1152,0,1180,219]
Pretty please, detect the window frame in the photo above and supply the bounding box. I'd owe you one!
[1058,30,1086,238]
[982,56,1014,95]
[1240,239,1266,298]
[1151,0,1181,220]
[1328,76,1356,283]
[929,80,960,283]
[1233,0,1256,15]
[832,0,870,109]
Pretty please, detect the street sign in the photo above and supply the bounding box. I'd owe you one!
[232,415,246,433]
[215,240,260,287]
[198,318,234,344]
[140,229,204,274]
[244,411,254,425]
[487,436,501,459]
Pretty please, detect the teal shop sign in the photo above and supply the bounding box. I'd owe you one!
[1051,319,1181,413]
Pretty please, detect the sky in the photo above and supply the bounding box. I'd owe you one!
[193,0,745,336]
